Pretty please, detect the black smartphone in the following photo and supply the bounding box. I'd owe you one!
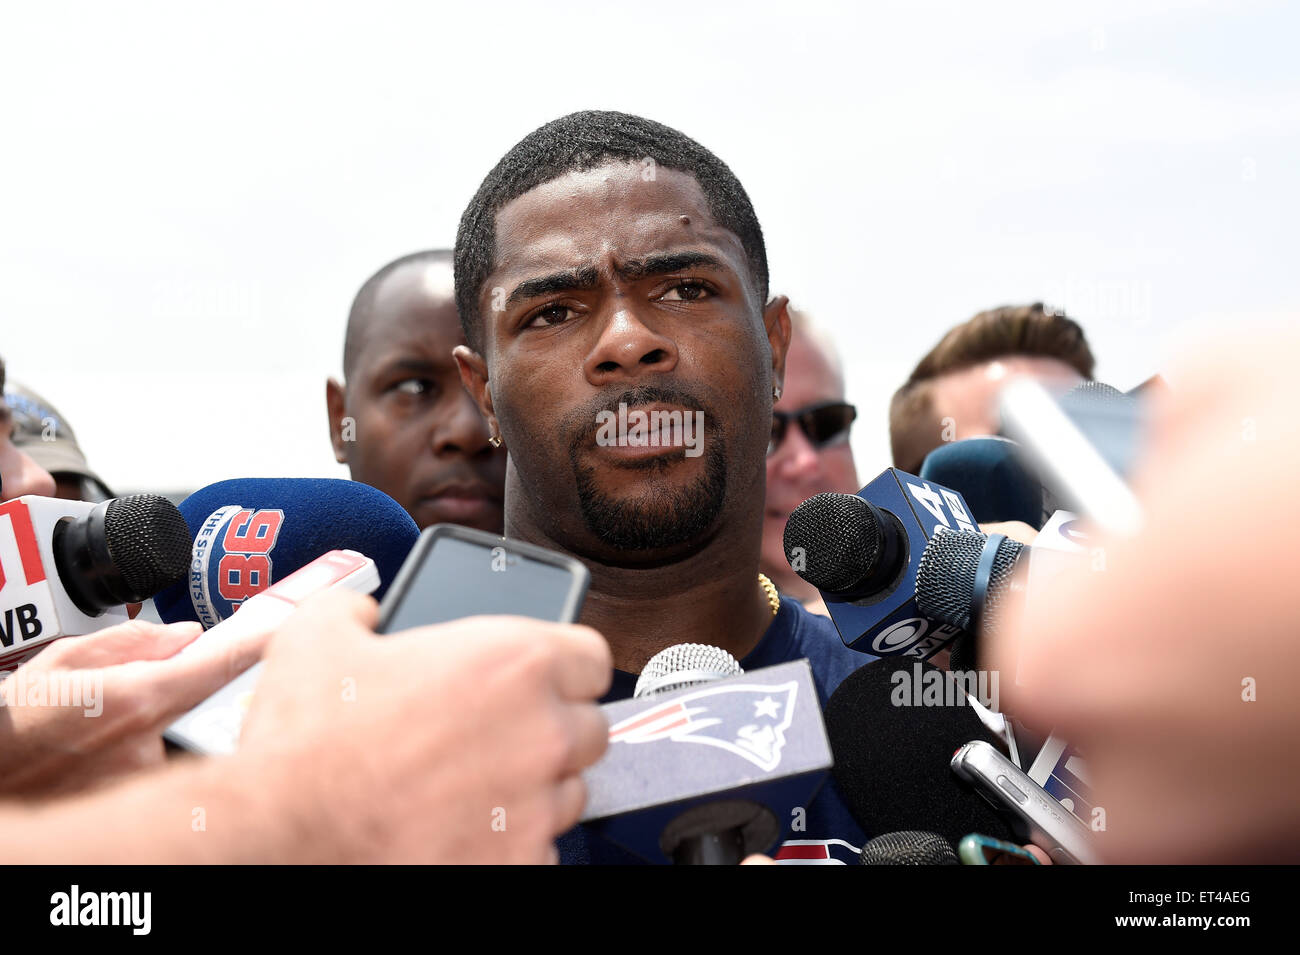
[377,524,590,632]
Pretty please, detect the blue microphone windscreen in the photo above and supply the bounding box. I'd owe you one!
[919,437,1043,529]
[153,478,418,626]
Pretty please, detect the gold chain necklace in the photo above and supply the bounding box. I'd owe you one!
[758,573,780,618]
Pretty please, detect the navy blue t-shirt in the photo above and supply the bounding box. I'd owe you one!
[558,596,878,865]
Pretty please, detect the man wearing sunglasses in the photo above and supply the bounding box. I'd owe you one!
[761,311,859,614]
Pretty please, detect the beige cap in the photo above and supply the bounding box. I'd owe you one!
[4,381,113,498]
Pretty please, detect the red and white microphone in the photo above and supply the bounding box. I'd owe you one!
[0,494,191,669]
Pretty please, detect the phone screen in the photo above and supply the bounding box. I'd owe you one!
[379,535,583,632]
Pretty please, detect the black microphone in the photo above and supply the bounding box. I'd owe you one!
[825,658,1016,849]
[54,495,191,615]
[859,830,958,865]
[783,492,907,601]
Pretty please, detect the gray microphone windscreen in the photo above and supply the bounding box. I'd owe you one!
[1061,380,1126,406]
[915,528,1023,632]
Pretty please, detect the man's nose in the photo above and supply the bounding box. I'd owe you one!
[770,424,824,483]
[583,305,678,387]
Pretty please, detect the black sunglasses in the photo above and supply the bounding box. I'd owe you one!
[769,401,857,456]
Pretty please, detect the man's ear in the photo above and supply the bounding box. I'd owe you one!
[325,377,350,465]
[453,345,499,437]
[763,294,793,398]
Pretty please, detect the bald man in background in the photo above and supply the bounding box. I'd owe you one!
[327,250,506,532]
[760,309,859,612]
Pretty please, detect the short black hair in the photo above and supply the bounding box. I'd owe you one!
[344,249,453,378]
[454,110,769,353]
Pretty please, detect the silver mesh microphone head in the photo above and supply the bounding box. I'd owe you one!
[1061,380,1130,409]
[859,830,958,865]
[634,643,743,699]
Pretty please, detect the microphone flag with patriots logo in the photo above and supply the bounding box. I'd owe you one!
[608,681,799,772]
[581,660,833,863]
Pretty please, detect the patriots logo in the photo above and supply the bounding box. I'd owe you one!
[608,681,799,772]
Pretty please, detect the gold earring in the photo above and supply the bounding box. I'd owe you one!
[488,434,503,449]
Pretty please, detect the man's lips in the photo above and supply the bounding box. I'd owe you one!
[421,480,499,501]
[417,482,501,518]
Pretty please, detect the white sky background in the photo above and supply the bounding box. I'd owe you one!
[1,0,1296,492]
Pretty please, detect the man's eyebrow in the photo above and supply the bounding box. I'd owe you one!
[505,266,601,306]
[617,251,726,281]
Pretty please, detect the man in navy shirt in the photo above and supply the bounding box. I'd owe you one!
[451,110,876,864]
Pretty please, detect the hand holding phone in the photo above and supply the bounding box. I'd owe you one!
[951,740,1100,865]
[377,524,589,631]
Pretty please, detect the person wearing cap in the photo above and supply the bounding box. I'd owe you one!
[0,359,57,501]
[4,381,113,502]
